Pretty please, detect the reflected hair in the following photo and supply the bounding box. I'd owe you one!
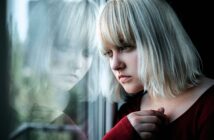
[20,0,98,107]
[11,0,99,123]
[98,0,202,100]
[26,0,98,74]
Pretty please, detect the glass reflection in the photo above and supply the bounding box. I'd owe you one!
[9,0,98,139]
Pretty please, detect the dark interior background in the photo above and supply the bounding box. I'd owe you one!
[167,0,214,78]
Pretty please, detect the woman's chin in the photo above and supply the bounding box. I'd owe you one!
[123,85,144,95]
[52,80,77,93]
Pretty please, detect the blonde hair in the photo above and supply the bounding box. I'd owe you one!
[98,0,202,100]
[26,0,98,74]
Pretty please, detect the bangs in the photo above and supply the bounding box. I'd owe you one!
[99,0,135,52]
[50,1,97,51]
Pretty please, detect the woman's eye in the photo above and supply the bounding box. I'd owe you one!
[118,47,127,52]
[104,51,113,57]
[119,43,136,52]
[82,49,89,58]
[118,45,131,52]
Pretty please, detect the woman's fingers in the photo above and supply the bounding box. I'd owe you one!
[129,109,168,124]
[135,122,159,132]
[139,132,153,139]
[139,116,162,124]
[127,108,169,139]
[132,109,165,119]
[157,107,164,113]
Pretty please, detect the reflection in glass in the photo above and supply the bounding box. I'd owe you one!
[9,0,99,139]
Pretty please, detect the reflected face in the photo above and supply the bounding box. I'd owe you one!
[104,43,144,94]
[49,41,93,92]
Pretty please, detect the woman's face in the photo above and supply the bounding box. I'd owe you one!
[104,43,144,94]
[49,40,93,92]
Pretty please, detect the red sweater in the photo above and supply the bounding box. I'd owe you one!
[103,85,214,140]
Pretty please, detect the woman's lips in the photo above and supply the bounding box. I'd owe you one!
[57,74,79,82]
[119,75,132,83]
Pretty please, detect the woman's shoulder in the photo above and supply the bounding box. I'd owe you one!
[192,77,214,119]
[191,77,214,110]
[198,77,214,100]
[192,83,214,133]
[197,83,214,106]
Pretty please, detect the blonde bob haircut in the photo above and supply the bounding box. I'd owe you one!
[98,0,202,100]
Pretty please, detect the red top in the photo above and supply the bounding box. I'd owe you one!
[103,85,214,140]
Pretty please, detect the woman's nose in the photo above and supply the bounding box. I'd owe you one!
[68,53,84,70]
[111,53,125,71]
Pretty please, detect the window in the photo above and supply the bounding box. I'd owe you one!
[7,0,111,140]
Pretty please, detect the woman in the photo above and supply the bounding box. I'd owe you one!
[97,0,214,139]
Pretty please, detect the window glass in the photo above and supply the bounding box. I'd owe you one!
[8,0,107,140]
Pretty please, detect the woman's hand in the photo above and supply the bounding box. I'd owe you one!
[127,107,168,139]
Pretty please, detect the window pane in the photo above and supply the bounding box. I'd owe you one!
[8,0,106,139]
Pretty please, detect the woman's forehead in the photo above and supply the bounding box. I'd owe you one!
[103,41,115,50]
[53,36,88,51]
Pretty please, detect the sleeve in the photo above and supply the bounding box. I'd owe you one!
[102,116,141,140]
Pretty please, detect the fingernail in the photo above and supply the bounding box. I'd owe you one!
[157,107,164,113]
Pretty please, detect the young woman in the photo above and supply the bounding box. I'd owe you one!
[97,0,214,139]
